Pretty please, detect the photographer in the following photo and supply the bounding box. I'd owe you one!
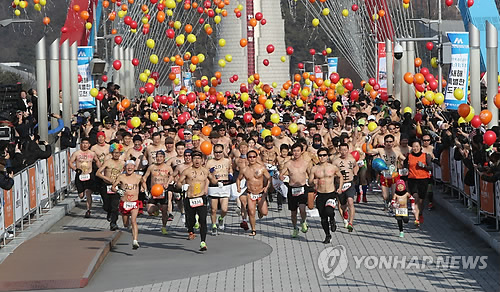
[0,150,14,191]
[22,134,52,166]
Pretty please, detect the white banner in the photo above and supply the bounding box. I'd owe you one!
[14,175,22,222]
[36,160,49,203]
[496,181,500,219]
[60,150,68,189]
[54,153,61,192]
[77,46,96,109]
[0,191,5,237]
[70,147,77,183]
[444,32,469,110]
[21,170,29,217]
[327,57,338,77]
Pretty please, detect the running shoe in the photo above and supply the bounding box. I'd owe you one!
[194,215,200,229]
[161,227,168,235]
[187,232,196,240]
[322,235,332,244]
[84,210,91,218]
[153,210,160,217]
[168,213,174,221]
[362,195,367,203]
[356,194,361,204]
[330,220,337,232]
[343,219,349,228]
[399,231,404,238]
[292,228,299,238]
[240,220,249,231]
[277,204,283,211]
[347,223,353,232]
[414,220,420,227]
[428,202,433,211]
[132,240,140,249]
[212,224,218,236]
[181,214,186,224]
[419,215,424,224]
[301,222,308,233]
[200,241,207,251]
[218,216,225,231]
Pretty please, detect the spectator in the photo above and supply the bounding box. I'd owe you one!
[0,156,14,191]
[14,90,28,113]
[59,127,77,150]
[22,134,51,166]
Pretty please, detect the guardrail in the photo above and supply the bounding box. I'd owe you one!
[0,147,77,246]
[433,147,500,231]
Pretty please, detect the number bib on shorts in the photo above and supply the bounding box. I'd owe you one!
[106,185,114,194]
[342,183,352,192]
[123,201,137,210]
[325,199,337,208]
[189,197,203,208]
[398,168,409,176]
[396,208,408,216]
[291,187,304,196]
[249,193,262,201]
[79,174,90,181]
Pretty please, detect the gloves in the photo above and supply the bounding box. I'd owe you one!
[182,184,189,192]
[390,199,399,209]
[409,196,415,204]
[209,167,215,173]
[145,191,151,200]
[116,188,125,197]
[75,169,83,175]
[142,159,148,166]
[417,161,426,168]
[218,181,224,188]
[365,135,372,143]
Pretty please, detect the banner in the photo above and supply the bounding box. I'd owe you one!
[59,151,68,189]
[36,159,49,202]
[496,181,500,219]
[54,153,61,192]
[171,66,182,95]
[77,46,96,109]
[29,166,37,210]
[21,170,29,217]
[0,191,4,237]
[479,175,495,214]
[444,32,469,110]
[314,65,323,79]
[183,71,192,92]
[327,57,338,77]
[13,175,22,222]
[3,189,13,229]
[376,42,388,94]
[47,156,56,196]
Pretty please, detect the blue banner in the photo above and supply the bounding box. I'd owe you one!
[444,32,469,110]
[77,46,96,109]
[458,0,500,72]
[88,0,103,48]
[327,57,338,77]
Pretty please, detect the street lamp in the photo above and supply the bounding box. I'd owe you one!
[0,19,33,27]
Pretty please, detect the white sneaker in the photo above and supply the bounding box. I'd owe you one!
[181,214,186,224]
[132,240,140,249]
[343,219,349,228]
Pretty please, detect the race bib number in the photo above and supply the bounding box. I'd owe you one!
[79,174,90,181]
[106,185,114,194]
[325,199,337,208]
[189,197,203,207]
[123,201,137,210]
[152,192,165,199]
[398,168,409,176]
[193,183,201,195]
[291,187,304,196]
[381,170,393,179]
[342,183,352,192]
[357,160,365,167]
[250,193,262,201]
[396,208,408,217]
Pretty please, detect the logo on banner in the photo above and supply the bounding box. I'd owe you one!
[453,37,464,44]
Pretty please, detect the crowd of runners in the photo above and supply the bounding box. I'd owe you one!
[63,81,467,251]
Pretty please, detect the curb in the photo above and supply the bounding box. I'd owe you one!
[80,231,121,287]
[0,196,78,264]
[434,190,500,255]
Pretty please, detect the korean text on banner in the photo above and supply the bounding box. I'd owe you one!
[3,189,13,229]
[77,46,96,110]
[314,65,323,79]
[21,170,29,216]
[29,166,37,210]
[444,32,469,110]
[59,150,68,189]
[171,66,182,94]
[377,42,388,94]
[183,71,192,92]
[327,57,338,77]
[479,174,495,214]
[13,175,22,222]
[47,156,55,196]
[36,159,49,202]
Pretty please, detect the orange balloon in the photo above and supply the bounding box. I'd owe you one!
[254,104,265,114]
[271,126,282,136]
[309,75,316,82]
[175,58,184,66]
[206,27,213,35]
[258,95,267,105]
[109,12,116,21]
[442,79,447,88]
[192,2,198,8]
[283,83,290,90]
[414,73,425,84]
[151,184,164,197]
[254,73,260,80]
[163,57,170,63]
[495,93,500,109]
[121,4,128,11]
[457,103,470,118]
[141,4,148,11]
[302,72,310,80]
[195,80,202,88]
[200,141,213,155]
[222,98,228,106]
[369,89,378,99]
[221,10,228,17]
[480,110,493,125]
[202,126,212,136]
[128,0,134,4]
[188,103,196,110]
[362,143,373,153]
[316,99,324,107]
[169,73,176,80]
[183,54,190,61]
[80,11,90,20]
[73,5,80,12]
[117,103,125,112]
[215,71,222,79]
[191,56,199,65]
[422,97,431,106]
[378,9,385,17]
[157,11,165,23]
[249,18,257,27]
[111,29,117,34]
[199,92,207,101]
[320,85,327,92]
[185,24,193,33]
[294,74,301,82]
[121,98,131,108]
[315,78,324,86]
[404,72,414,84]
[43,17,50,25]
[184,3,191,9]
[414,58,422,67]
[240,38,247,47]
[403,0,410,3]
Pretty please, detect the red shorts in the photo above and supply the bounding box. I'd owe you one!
[119,200,144,216]
[380,174,401,187]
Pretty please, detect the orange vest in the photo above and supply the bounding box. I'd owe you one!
[408,153,430,179]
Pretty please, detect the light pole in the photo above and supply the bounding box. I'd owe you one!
[0,19,33,27]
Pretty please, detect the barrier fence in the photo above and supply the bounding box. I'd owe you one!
[0,147,77,247]
[434,147,500,231]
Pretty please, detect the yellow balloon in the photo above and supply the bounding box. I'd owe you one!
[174,21,182,29]
[326,48,332,54]
[144,69,151,76]
[284,100,291,106]
[280,90,287,98]
[214,15,221,24]
[225,54,232,62]
[197,54,205,63]
[261,129,271,138]
[85,22,92,30]
[241,92,249,102]
[176,35,185,45]
[237,4,244,11]
[424,91,434,102]
[131,117,141,128]
[434,93,444,105]
[215,8,222,14]
[312,18,320,27]
[146,96,154,104]
[189,64,197,72]
[336,84,345,95]
[203,85,210,92]
[19,1,26,8]
[458,117,466,125]
[150,54,159,64]
[465,106,475,122]
[139,73,148,82]
[218,59,226,67]
[34,4,41,11]
[368,122,377,132]
[403,3,409,9]
[265,99,274,109]
[174,78,180,85]
[219,39,226,47]
[130,29,137,33]
[296,99,304,107]
[165,0,176,9]
[281,56,286,62]
[14,9,21,16]
[90,88,99,97]
[342,9,349,17]
[147,78,156,85]
[333,101,342,112]
[150,112,159,122]
[364,83,372,91]
[225,109,235,120]
[118,10,127,18]
[301,88,310,97]
[403,107,413,114]
[431,57,438,68]
[271,113,280,124]
[40,0,46,5]
[143,8,149,14]
[187,34,196,43]
[272,82,278,88]
[289,123,298,134]
[146,39,155,49]
[454,88,464,100]
[322,8,330,16]
[324,80,331,87]
[14,0,20,5]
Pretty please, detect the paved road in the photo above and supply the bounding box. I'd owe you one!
[44,185,498,292]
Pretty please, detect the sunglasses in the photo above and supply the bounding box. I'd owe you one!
[248,156,257,159]
[318,154,328,157]
[388,128,395,131]
[423,139,431,142]
[214,151,223,154]
[385,140,394,143]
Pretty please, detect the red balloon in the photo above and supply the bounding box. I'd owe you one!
[96,92,104,101]
[61,26,68,33]
[127,119,134,129]
[345,82,353,91]
[266,44,275,54]
[233,75,239,81]
[243,112,253,123]
[260,19,267,25]
[161,95,168,104]
[166,96,174,105]
[309,48,316,56]
[187,92,196,103]
[352,4,359,11]
[101,75,108,82]
[139,87,146,94]
[209,95,217,104]
[113,60,122,70]
[130,21,138,29]
[322,50,327,56]
[317,105,326,115]
[235,11,241,18]
[314,113,323,120]
[368,78,376,86]
[351,151,360,162]
[414,113,423,122]
[471,115,482,128]
[255,12,263,21]
[145,83,155,94]
[178,94,188,104]
[373,84,380,91]
[426,42,434,51]
[229,77,234,83]
[445,0,453,6]
[154,95,162,103]
[330,73,340,83]
[132,58,139,66]
[124,16,132,25]
[152,101,160,110]
[178,115,186,124]
[467,0,474,7]
[286,46,294,55]
[415,83,426,92]
[350,90,359,101]
[484,130,497,146]
[420,67,430,76]
[161,111,170,120]
[429,80,438,91]
[78,74,82,83]
[263,59,270,66]
[114,36,123,45]
[298,63,304,69]
[380,92,389,102]
[166,28,175,39]
[178,128,185,140]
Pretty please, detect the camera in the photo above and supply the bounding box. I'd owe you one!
[394,43,404,60]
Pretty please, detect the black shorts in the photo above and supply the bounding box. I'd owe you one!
[287,185,308,211]
[148,192,168,205]
[337,185,355,206]
[408,178,429,199]
[75,173,95,193]
[315,192,338,217]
